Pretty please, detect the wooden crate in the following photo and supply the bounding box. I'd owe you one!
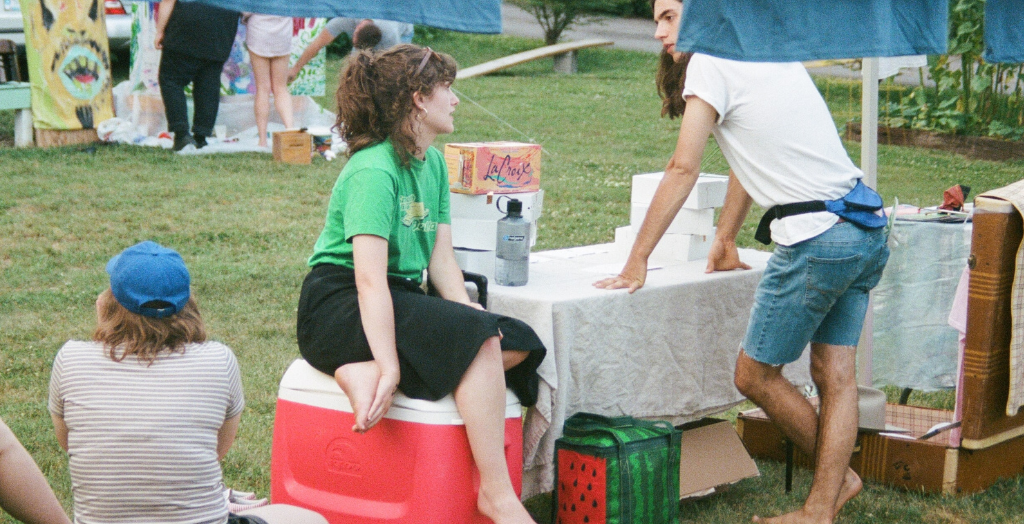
[737,404,1024,495]
[273,130,312,165]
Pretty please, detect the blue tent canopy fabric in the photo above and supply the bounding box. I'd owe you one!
[984,0,1024,63]
[675,0,948,62]
[187,0,502,34]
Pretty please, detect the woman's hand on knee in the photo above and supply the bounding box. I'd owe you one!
[364,368,399,432]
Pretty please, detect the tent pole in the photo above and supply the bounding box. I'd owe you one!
[858,57,879,387]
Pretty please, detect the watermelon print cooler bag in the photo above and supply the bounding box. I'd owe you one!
[552,412,681,524]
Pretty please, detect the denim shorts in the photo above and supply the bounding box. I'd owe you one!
[742,222,890,366]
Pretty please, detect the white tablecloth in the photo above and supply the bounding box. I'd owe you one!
[487,244,812,498]
[872,219,973,391]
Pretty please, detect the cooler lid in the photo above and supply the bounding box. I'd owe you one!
[277,359,521,424]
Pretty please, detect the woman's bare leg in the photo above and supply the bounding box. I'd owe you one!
[455,337,535,524]
[269,55,294,129]
[250,53,272,147]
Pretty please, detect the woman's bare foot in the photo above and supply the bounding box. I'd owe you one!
[334,361,381,433]
[477,486,535,524]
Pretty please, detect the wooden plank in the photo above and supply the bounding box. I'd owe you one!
[34,128,98,148]
[456,39,614,79]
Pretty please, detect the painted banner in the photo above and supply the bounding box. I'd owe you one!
[19,0,115,130]
[129,8,324,97]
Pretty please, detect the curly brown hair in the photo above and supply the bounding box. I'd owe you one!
[93,289,206,365]
[334,44,457,166]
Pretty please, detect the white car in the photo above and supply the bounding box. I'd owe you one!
[0,0,131,50]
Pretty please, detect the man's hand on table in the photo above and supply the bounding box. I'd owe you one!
[705,237,751,273]
[593,255,647,294]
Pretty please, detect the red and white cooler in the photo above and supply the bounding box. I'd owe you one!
[270,359,524,523]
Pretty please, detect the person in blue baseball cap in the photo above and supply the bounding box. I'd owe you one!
[48,241,326,524]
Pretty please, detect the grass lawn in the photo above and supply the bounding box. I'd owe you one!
[2,29,1024,524]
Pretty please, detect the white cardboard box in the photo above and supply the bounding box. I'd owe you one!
[449,190,544,222]
[630,204,715,236]
[453,248,496,281]
[614,226,714,262]
[632,172,729,209]
[451,218,538,251]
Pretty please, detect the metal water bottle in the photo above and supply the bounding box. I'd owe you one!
[495,198,530,286]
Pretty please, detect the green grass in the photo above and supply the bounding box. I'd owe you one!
[2,30,1024,523]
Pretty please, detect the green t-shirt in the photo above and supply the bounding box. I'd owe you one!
[309,140,451,282]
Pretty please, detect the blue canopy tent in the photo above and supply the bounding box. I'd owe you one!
[188,0,502,34]
[985,0,1024,64]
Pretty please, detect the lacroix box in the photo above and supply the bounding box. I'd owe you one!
[444,141,541,194]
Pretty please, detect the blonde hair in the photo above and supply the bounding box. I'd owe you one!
[93,289,206,365]
[334,44,457,166]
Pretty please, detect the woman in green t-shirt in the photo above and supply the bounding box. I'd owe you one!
[296,45,545,524]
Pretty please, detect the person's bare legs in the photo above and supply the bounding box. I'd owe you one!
[734,344,861,524]
[455,336,535,524]
[334,361,382,433]
[0,419,72,524]
[269,55,294,130]
[251,53,273,147]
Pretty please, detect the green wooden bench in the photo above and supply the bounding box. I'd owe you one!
[456,38,614,80]
[0,81,33,147]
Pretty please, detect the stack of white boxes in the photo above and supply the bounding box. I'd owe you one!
[450,190,544,280]
[614,173,728,262]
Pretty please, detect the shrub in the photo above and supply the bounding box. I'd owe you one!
[510,0,630,45]
[881,0,1024,141]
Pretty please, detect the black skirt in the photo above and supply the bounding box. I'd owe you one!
[296,263,546,406]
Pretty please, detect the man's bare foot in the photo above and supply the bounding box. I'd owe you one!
[334,361,381,433]
[834,468,862,517]
[751,508,830,524]
[477,487,536,524]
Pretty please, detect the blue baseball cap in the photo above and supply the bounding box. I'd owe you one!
[106,241,191,318]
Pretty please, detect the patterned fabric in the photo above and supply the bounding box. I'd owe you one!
[553,413,681,524]
[979,179,1024,416]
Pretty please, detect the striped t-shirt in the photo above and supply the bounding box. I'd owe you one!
[49,340,245,524]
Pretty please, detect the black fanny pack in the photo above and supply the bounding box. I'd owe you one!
[755,180,886,245]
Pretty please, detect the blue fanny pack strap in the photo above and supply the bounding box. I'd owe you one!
[755,180,886,245]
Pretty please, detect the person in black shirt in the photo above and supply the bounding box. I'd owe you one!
[155,0,240,151]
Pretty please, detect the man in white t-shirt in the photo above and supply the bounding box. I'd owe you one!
[596,1,889,523]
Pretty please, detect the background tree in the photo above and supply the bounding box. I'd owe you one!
[511,0,630,45]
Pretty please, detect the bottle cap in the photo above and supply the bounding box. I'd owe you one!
[507,199,523,216]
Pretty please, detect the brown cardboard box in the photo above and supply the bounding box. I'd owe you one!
[444,141,541,194]
[273,130,312,164]
[678,418,759,499]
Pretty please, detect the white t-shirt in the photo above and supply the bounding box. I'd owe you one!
[682,54,863,246]
[49,340,245,524]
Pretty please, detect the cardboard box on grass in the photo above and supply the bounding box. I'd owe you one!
[445,142,541,194]
[273,130,312,165]
[678,418,760,500]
